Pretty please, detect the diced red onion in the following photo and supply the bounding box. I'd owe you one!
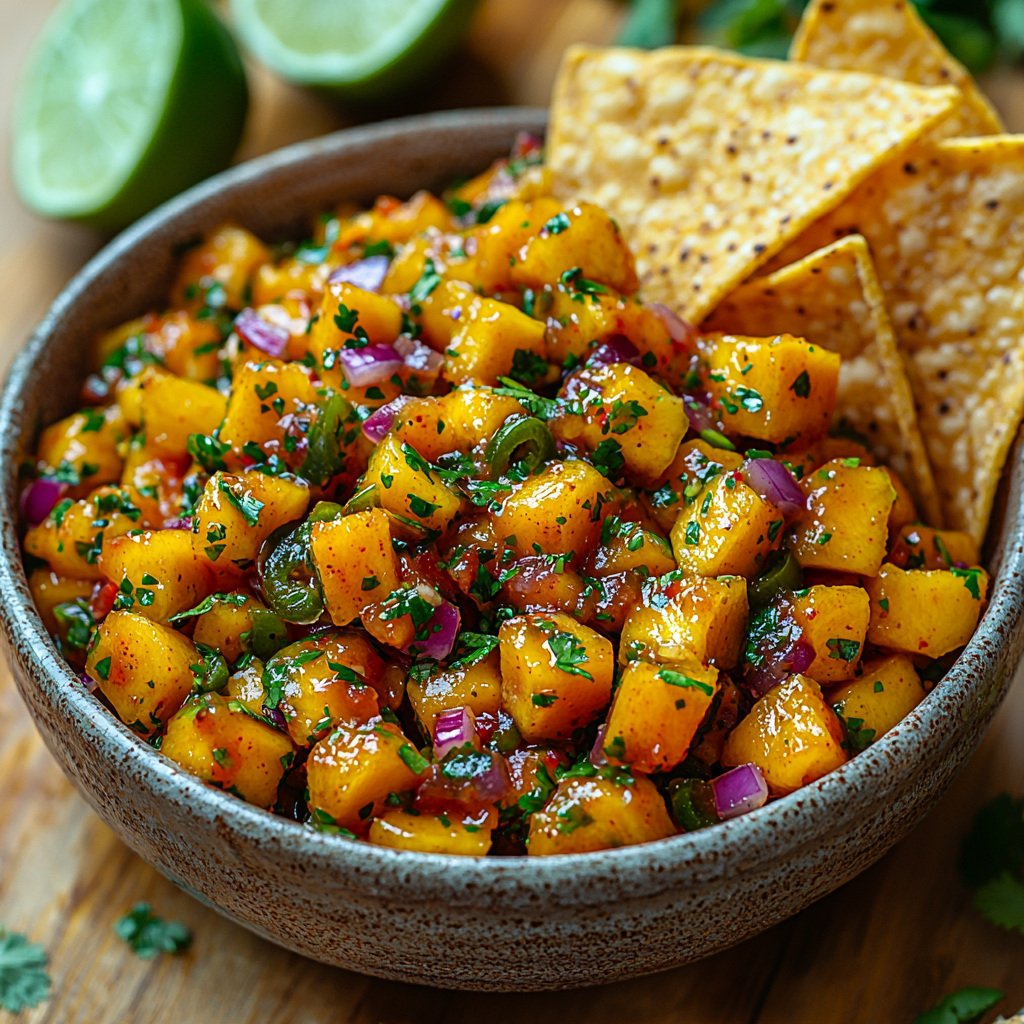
[744,459,805,518]
[747,638,816,697]
[588,335,641,369]
[394,335,444,374]
[263,706,287,730]
[337,344,404,387]
[590,724,609,768]
[645,302,697,349]
[711,763,768,820]
[434,706,478,761]
[362,394,414,443]
[235,307,289,358]
[473,753,513,803]
[80,672,99,693]
[21,477,67,526]
[788,639,815,675]
[684,396,717,435]
[164,516,193,531]
[328,255,390,293]
[407,599,460,661]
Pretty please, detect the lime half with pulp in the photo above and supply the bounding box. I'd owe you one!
[12,0,248,232]
[229,0,480,103]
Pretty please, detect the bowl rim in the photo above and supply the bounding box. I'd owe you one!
[2,105,1022,900]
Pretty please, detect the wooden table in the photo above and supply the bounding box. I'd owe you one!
[1,2,1023,1020]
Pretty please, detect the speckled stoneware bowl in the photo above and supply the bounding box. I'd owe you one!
[2,108,1023,992]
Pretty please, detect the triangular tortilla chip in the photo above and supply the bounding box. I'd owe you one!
[790,0,1003,140]
[761,136,1024,543]
[704,234,942,524]
[548,45,960,325]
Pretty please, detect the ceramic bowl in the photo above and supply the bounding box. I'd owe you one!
[2,108,1023,992]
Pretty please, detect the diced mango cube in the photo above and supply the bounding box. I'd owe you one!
[527,774,675,855]
[785,585,869,684]
[721,674,847,796]
[141,375,228,458]
[368,809,494,856]
[864,564,987,657]
[828,654,927,747]
[620,573,748,669]
[36,405,127,498]
[311,509,401,626]
[889,525,980,571]
[603,656,719,773]
[789,459,896,575]
[670,474,782,578]
[498,613,613,741]
[408,648,504,737]
[697,333,839,444]
[162,692,296,808]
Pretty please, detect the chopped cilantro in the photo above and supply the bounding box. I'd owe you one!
[114,904,192,959]
[546,632,592,680]
[826,638,860,662]
[790,370,811,398]
[0,928,51,1013]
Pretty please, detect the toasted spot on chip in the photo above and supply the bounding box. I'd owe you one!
[548,45,960,326]
[790,0,1002,140]
[704,234,941,524]
[765,137,1024,543]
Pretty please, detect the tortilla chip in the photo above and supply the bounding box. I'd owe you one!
[548,45,961,325]
[790,0,1003,140]
[761,137,1024,543]
[704,234,942,523]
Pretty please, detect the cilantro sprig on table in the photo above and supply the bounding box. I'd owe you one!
[914,986,1005,1024]
[958,792,1024,934]
[115,903,192,959]
[0,927,51,1014]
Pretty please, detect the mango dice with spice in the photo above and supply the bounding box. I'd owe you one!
[620,573,748,669]
[828,654,927,749]
[671,474,783,578]
[99,528,210,623]
[170,223,270,313]
[603,656,719,773]
[640,439,744,533]
[192,469,310,574]
[492,459,611,558]
[24,487,141,580]
[141,375,228,459]
[306,720,429,834]
[310,509,401,626]
[584,516,676,578]
[408,646,504,738]
[264,633,383,747]
[498,613,613,741]
[721,674,847,796]
[527,773,675,855]
[784,585,869,684]
[144,310,223,381]
[422,281,548,387]
[35,405,127,498]
[85,610,198,737]
[369,809,494,856]
[696,333,839,445]
[161,693,296,808]
[120,447,189,528]
[888,525,979,571]
[510,202,640,295]
[28,568,93,636]
[363,433,464,539]
[217,359,321,467]
[789,459,896,575]
[549,363,687,483]
[864,564,988,657]
[189,592,287,664]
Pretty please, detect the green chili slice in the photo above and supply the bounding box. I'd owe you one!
[192,643,230,694]
[343,484,379,515]
[668,778,719,831]
[300,393,353,486]
[485,414,556,478]
[309,500,344,523]
[248,608,289,661]
[258,521,324,624]
[747,549,804,610]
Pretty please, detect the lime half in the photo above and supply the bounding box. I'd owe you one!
[13,0,248,232]
[229,0,480,103]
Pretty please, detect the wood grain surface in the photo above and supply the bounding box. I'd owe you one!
[1,1,1023,1020]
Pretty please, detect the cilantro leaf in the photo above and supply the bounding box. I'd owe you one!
[510,348,549,385]
[447,632,499,670]
[409,258,442,305]
[789,370,811,399]
[546,632,592,680]
[169,591,249,622]
[658,668,714,695]
[591,438,624,478]
[0,928,51,1013]
[493,377,560,420]
[952,567,984,601]
[333,302,358,334]
[974,871,1024,933]
[914,986,1004,1024]
[114,904,192,959]
[218,479,264,527]
[826,638,860,662]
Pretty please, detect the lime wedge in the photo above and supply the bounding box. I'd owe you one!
[229,0,480,103]
[13,0,248,232]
